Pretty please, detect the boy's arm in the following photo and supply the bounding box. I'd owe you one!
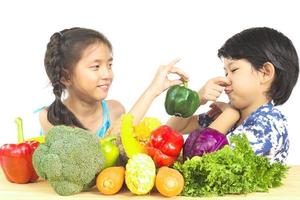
[167,115,199,134]
[208,104,240,134]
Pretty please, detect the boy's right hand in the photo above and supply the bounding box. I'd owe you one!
[198,77,231,105]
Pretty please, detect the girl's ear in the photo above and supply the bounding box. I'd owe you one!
[259,62,275,84]
[60,70,72,86]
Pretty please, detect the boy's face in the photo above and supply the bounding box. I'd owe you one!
[223,58,265,110]
[67,43,114,102]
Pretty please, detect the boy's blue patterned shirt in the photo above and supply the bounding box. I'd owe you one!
[198,102,289,163]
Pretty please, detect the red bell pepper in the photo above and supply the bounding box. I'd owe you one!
[0,117,39,184]
[0,141,39,183]
[146,125,184,167]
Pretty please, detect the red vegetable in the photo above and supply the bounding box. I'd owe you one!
[0,117,39,184]
[146,125,184,167]
[0,141,39,183]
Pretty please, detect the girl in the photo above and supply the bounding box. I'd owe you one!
[40,27,188,137]
[168,27,299,163]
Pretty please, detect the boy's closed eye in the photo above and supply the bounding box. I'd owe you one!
[225,68,239,76]
[231,68,239,73]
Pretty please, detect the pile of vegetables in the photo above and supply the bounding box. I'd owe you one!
[174,134,288,197]
[95,155,185,197]
[2,113,288,198]
[32,125,105,196]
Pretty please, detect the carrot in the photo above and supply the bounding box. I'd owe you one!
[96,166,125,195]
[155,166,184,197]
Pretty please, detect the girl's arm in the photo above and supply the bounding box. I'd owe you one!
[39,109,53,134]
[106,59,188,135]
[128,59,189,124]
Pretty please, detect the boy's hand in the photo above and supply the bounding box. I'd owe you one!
[207,101,240,134]
[207,101,240,121]
[207,103,222,120]
[147,58,189,97]
[198,77,231,105]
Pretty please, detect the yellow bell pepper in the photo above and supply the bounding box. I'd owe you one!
[134,117,161,142]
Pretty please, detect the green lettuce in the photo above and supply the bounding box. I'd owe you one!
[173,134,288,197]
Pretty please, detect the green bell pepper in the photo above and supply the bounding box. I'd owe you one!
[165,81,200,118]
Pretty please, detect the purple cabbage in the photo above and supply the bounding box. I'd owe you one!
[183,127,228,160]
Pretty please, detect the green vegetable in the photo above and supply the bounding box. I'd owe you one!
[165,81,200,118]
[100,136,120,169]
[32,125,105,196]
[173,134,288,197]
[125,153,156,195]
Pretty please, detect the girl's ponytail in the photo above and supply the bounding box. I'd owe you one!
[45,31,85,129]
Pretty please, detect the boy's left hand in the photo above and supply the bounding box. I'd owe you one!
[148,58,189,97]
[207,102,238,119]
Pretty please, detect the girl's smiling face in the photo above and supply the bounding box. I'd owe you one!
[67,42,113,102]
[223,58,264,110]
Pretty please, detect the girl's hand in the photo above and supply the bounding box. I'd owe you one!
[198,77,231,105]
[147,58,189,97]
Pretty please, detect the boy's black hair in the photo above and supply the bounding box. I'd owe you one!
[44,27,112,129]
[218,27,299,106]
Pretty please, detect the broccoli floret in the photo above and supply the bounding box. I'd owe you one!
[32,125,104,196]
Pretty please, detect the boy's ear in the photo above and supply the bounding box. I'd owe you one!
[259,62,275,84]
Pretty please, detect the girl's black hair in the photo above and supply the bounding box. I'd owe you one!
[218,27,299,106]
[44,27,112,129]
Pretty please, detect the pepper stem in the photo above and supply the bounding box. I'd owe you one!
[183,81,188,88]
[15,117,24,143]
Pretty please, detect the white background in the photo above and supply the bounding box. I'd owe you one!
[0,0,299,164]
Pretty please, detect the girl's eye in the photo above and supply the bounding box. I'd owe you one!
[90,65,100,70]
[108,63,113,69]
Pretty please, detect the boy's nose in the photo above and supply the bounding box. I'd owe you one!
[220,77,232,87]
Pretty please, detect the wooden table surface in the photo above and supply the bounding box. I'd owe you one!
[0,166,299,199]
